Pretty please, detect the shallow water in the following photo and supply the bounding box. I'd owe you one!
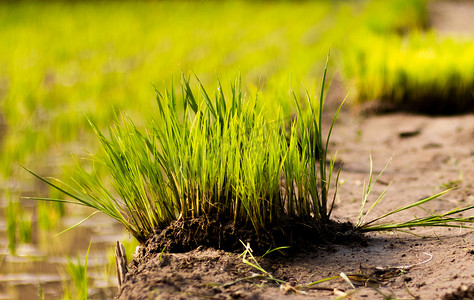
[0,186,130,300]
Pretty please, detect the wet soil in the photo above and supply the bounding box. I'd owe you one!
[136,216,366,256]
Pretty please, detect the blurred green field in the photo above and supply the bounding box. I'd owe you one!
[0,0,444,179]
[0,1,337,178]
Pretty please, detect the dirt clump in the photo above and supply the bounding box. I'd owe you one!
[115,217,367,299]
[442,284,474,300]
[116,247,263,300]
[132,216,366,261]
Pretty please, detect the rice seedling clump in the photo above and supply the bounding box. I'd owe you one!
[342,32,474,114]
[27,62,366,254]
[26,64,473,255]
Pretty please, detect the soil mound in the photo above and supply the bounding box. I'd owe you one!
[135,216,366,257]
[117,248,264,300]
[116,217,366,299]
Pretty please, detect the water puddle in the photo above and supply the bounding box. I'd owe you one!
[0,187,132,300]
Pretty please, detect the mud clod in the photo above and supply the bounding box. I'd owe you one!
[133,216,365,260]
[442,284,474,300]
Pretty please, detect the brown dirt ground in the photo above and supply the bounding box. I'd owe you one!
[115,2,474,299]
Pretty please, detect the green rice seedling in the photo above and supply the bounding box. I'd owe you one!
[361,0,428,34]
[355,156,474,232]
[5,190,33,254]
[38,201,63,230]
[36,183,67,231]
[341,32,474,113]
[229,241,359,294]
[63,241,92,300]
[39,283,44,300]
[24,60,474,249]
[6,191,18,254]
[357,193,474,232]
[238,241,286,285]
[223,241,293,289]
[24,59,341,243]
[18,210,32,244]
[285,57,345,223]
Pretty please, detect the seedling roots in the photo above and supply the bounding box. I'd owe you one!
[135,216,367,256]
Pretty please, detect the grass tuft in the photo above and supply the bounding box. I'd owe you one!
[342,32,474,114]
[63,241,91,300]
[24,62,474,248]
[355,157,474,232]
[24,59,342,243]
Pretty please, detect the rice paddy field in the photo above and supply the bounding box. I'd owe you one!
[0,0,473,299]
